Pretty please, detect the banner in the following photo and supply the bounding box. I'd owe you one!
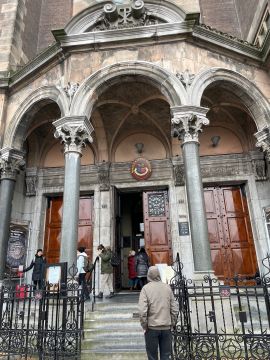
[6,222,29,269]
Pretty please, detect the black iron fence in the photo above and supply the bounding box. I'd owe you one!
[170,254,270,360]
[0,265,84,360]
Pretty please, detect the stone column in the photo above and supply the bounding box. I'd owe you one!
[53,116,93,267]
[0,148,25,280]
[255,126,270,162]
[171,106,212,272]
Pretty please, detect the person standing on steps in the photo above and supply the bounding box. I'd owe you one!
[128,250,138,291]
[23,249,46,290]
[76,246,91,301]
[138,266,179,360]
[96,244,115,299]
[136,247,150,289]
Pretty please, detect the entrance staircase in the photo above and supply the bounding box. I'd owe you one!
[81,292,147,360]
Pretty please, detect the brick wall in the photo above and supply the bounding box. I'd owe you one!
[37,0,72,52]
[199,0,241,38]
[21,0,42,62]
[235,0,261,40]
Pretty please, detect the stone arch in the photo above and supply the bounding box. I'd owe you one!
[71,61,187,117]
[189,68,270,131]
[5,86,69,150]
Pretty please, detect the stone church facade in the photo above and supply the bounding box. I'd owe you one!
[0,0,270,287]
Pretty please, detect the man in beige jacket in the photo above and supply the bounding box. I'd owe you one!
[138,266,179,360]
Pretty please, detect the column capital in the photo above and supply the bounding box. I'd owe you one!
[255,126,270,162]
[53,116,94,154]
[0,147,25,180]
[171,106,209,144]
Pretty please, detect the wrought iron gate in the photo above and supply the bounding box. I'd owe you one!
[170,254,270,360]
[0,265,84,359]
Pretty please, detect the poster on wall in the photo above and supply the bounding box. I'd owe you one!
[6,222,29,271]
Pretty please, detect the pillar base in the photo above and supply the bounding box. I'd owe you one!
[193,270,215,284]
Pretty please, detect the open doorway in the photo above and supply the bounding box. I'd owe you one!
[119,191,144,289]
[115,189,172,290]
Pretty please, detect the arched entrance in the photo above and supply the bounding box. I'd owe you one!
[91,78,174,288]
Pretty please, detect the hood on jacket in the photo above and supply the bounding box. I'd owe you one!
[77,252,88,257]
[147,266,161,282]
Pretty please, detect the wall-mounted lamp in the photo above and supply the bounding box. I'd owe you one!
[211,136,221,147]
[135,143,144,154]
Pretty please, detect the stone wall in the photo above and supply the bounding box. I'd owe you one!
[235,0,260,40]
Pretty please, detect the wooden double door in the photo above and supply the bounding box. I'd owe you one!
[204,185,257,280]
[44,196,93,264]
[143,190,173,265]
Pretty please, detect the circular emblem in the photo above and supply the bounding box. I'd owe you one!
[130,158,152,181]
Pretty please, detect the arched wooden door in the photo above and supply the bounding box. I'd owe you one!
[143,190,173,265]
[204,185,257,280]
[44,196,93,264]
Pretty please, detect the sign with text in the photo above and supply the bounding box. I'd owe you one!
[178,222,190,236]
[7,223,28,269]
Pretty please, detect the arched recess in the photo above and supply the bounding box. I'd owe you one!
[189,68,270,131]
[113,132,168,162]
[71,61,187,117]
[5,86,69,150]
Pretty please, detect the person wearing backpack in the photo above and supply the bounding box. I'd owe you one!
[97,244,114,299]
[77,247,91,300]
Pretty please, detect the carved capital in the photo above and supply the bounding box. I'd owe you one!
[171,106,209,144]
[53,116,94,154]
[98,162,111,191]
[0,148,25,180]
[255,126,270,162]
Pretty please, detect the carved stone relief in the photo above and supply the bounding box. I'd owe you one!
[98,162,111,191]
[173,164,185,186]
[90,1,164,31]
[176,70,195,88]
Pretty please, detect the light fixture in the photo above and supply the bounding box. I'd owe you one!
[135,143,144,154]
[211,136,221,147]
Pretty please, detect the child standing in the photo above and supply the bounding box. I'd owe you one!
[128,250,138,291]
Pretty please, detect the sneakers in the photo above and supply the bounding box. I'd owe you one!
[96,292,103,299]
[107,292,115,298]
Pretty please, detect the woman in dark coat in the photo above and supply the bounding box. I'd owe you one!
[23,249,46,290]
[136,247,150,288]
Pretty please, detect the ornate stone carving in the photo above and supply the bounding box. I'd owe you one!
[255,126,270,162]
[64,82,80,108]
[252,158,267,181]
[173,164,185,186]
[91,1,164,31]
[176,69,195,88]
[53,116,94,154]
[98,162,111,191]
[25,168,38,196]
[171,112,209,144]
[0,148,25,180]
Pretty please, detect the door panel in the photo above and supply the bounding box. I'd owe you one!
[44,196,93,264]
[204,185,257,280]
[143,190,172,266]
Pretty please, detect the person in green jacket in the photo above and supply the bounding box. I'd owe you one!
[97,244,114,299]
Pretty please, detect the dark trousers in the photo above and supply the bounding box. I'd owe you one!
[78,273,90,300]
[145,329,172,360]
[33,280,43,290]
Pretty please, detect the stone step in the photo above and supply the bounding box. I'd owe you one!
[81,350,147,360]
[83,328,143,339]
[84,317,141,330]
[82,337,145,350]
